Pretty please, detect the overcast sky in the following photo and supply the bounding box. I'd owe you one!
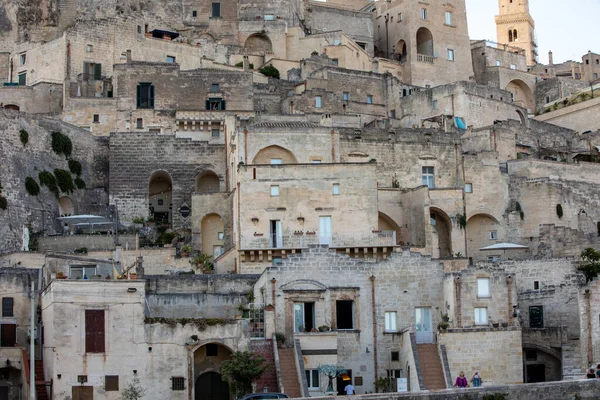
[465,0,600,64]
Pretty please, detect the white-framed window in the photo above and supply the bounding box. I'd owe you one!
[306,369,320,389]
[333,183,340,195]
[495,60,501,66]
[422,166,435,189]
[432,99,438,110]
[398,13,403,22]
[477,278,490,298]
[315,95,323,109]
[87,45,93,53]
[211,129,220,138]
[420,8,427,20]
[167,55,176,63]
[19,53,26,65]
[69,265,97,279]
[465,183,473,193]
[447,49,455,61]
[445,11,453,25]
[343,92,349,101]
[270,158,282,165]
[385,311,397,332]
[270,185,280,196]
[474,307,488,325]
[218,232,224,240]
[490,231,498,240]
[367,95,373,104]
[312,159,322,164]
[264,14,275,21]
[510,64,516,70]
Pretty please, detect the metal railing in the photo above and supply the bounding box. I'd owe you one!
[417,54,434,64]
[240,230,396,250]
[248,303,265,339]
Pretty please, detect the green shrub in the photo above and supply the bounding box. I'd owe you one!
[19,129,29,146]
[483,394,506,400]
[25,177,40,196]
[74,247,88,254]
[68,159,82,176]
[38,171,59,198]
[0,196,7,210]
[74,177,86,190]
[235,61,254,69]
[53,169,74,193]
[51,131,72,158]
[258,65,280,79]
[556,204,564,219]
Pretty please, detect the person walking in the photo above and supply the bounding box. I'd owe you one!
[471,371,482,387]
[344,382,355,395]
[455,371,469,388]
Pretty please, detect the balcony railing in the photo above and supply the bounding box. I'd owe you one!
[240,230,397,250]
[417,54,434,64]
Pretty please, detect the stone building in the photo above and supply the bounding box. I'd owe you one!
[495,0,538,66]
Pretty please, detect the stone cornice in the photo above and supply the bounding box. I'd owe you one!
[495,14,535,28]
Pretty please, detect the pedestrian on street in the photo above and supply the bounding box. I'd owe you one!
[455,371,469,388]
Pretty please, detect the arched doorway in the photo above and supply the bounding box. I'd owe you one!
[395,39,407,63]
[196,371,230,400]
[58,196,74,216]
[3,104,20,111]
[245,34,273,54]
[201,214,225,258]
[196,171,220,193]
[149,171,172,228]
[466,214,501,262]
[252,145,298,164]
[378,212,402,245]
[506,79,534,112]
[416,27,434,57]
[430,208,452,258]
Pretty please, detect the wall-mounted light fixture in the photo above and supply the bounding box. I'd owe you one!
[297,217,305,223]
[127,288,137,293]
[251,217,259,225]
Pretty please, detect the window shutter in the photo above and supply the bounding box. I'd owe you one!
[85,310,105,353]
[94,63,102,80]
[206,100,211,110]
[136,85,141,108]
[83,62,90,80]
[2,298,14,317]
[221,100,226,110]
[149,85,155,108]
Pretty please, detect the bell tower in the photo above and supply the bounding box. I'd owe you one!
[495,0,538,66]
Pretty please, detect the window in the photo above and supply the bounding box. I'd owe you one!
[136,118,143,129]
[336,300,354,329]
[270,158,282,165]
[477,278,490,298]
[2,298,14,317]
[331,59,338,66]
[398,13,402,22]
[422,167,435,189]
[211,2,221,17]
[343,92,349,101]
[206,343,218,356]
[18,73,26,86]
[312,159,322,164]
[87,45,93,53]
[136,83,155,109]
[105,376,119,391]
[595,73,599,80]
[391,351,399,361]
[93,114,100,123]
[529,306,544,328]
[270,185,280,196]
[385,311,397,332]
[20,53,26,65]
[367,95,373,104]
[192,10,197,17]
[432,99,438,110]
[294,302,315,332]
[206,98,226,110]
[474,308,488,325]
[85,310,105,353]
[354,376,363,386]
[83,62,102,80]
[465,183,473,193]
[211,83,220,93]
[333,184,340,195]
[495,60,501,66]
[545,96,551,104]
[387,370,401,378]
[137,25,142,34]
[490,231,498,240]
[0,324,16,347]
[390,109,396,119]
[264,14,275,21]
[121,52,127,60]
[534,281,539,290]
[213,245,224,258]
[306,370,320,389]
[218,232,224,240]
[172,377,185,391]
[70,265,96,279]
[166,55,176,63]
[445,11,453,25]
[315,95,323,108]
[510,64,516,70]
[447,49,455,61]
[211,129,220,138]
[420,8,427,20]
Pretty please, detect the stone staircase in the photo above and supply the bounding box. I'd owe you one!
[278,348,302,397]
[416,344,446,391]
[35,360,49,400]
[250,340,279,393]
[562,339,584,380]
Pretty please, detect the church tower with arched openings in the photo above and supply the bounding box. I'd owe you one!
[495,0,538,66]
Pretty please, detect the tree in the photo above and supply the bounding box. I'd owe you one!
[579,248,600,283]
[121,377,146,400]
[318,365,347,393]
[220,351,267,398]
[258,65,280,79]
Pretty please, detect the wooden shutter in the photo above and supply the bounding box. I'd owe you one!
[83,62,90,80]
[85,310,105,353]
[220,100,226,110]
[94,63,102,80]
[529,306,543,328]
[149,85,155,108]
[2,298,13,317]
[1,324,17,347]
[206,100,211,110]
[136,85,141,108]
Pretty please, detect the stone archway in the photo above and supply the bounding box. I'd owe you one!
[196,171,220,193]
[416,27,434,57]
[245,34,273,54]
[195,371,230,400]
[201,213,225,258]
[193,343,233,400]
[395,39,407,62]
[252,145,298,164]
[466,214,501,261]
[430,207,452,258]
[378,212,402,245]
[149,170,172,228]
[506,79,534,112]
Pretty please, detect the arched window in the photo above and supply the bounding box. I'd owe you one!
[416,28,434,56]
[513,29,518,41]
[509,30,513,42]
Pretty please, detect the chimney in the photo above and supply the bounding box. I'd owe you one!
[243,55,249,72]
[126,50,132,63]
[548,50,553,65]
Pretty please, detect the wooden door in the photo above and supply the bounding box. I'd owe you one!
[0,324,16,347]
[72,386,93,400]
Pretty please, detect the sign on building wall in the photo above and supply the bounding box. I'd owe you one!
[397,378,408,392]
[179,203,190,220]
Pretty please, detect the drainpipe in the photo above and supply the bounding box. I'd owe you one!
[586,290,593,364]
[454,276,462,327]
[224,124,229,192]
[271,278,277,332]
[9,58,13,83]
[506,275,513,325]
[370,275,378,382]
[384,15,389,58]
[29,281,35,400]
[244,129,248,165]
[330,130,335,162]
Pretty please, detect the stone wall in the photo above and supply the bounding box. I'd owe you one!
[0,82,63,113]
[534,96,600,133]
[0,268,39,349]
[534,77,588,113]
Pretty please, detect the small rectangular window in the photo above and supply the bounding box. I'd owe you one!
[332,59,339,66]
[447,49,455,61]
[264,14,275,21]
[490,231,498,240]
[270,158,282,165]
[136,118,143,129]
[312,159,322,164]
[420,8,427,20]
[306,369,320,389]
[211,2,221,17]
[385,311,397,332]
[422,166,435,189]
[93,114,100,123]
[172,377,185,391]
[477,278,490,298]
[333,184,340,195]
[432,99,438,110]
[18,73,26,86]
[387,370,401,378]
[354,376,363,386]
[192,10,197,17]
[315,95,323,108]
[398,13,402,22]
[391,351,399,361]
[137,25,142,34]
[270,185,280,196]
[495,60,501,66]
[211,83,220,93]
[529,306,544,328]
[336,300,354,329]
[534,281,539,290]
[474,307,488,325]
[356,42,366,50]
[2,298,14,317]
[87,45,93,53]
[136,83,155,109]
[105,376,119,391]
[218,232,224,240]
[465,183,473,193]
[211,129,220,138]
[445,11,453,25]
[367,95,373,104]
[510,64,517,70]
[20,54,26,65]
[166,55,176,63]
[343,92,349,101]
[390,109,396,119]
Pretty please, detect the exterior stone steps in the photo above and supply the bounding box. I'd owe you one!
[416,344,447,390]
[278,348,302,397]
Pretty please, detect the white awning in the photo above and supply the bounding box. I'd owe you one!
[480,243,529,251]
[57,215,113,226]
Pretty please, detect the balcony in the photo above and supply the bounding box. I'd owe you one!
[417,53,434,64]
[70,74,113,98]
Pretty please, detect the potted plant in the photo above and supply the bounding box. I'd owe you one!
[105,274,111,280]
[274,332,285,347]
[57,272,67,279]
[181,244,192,257]
[318,325,330,332]
[129,272,137,280]
[437,313,450,331]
